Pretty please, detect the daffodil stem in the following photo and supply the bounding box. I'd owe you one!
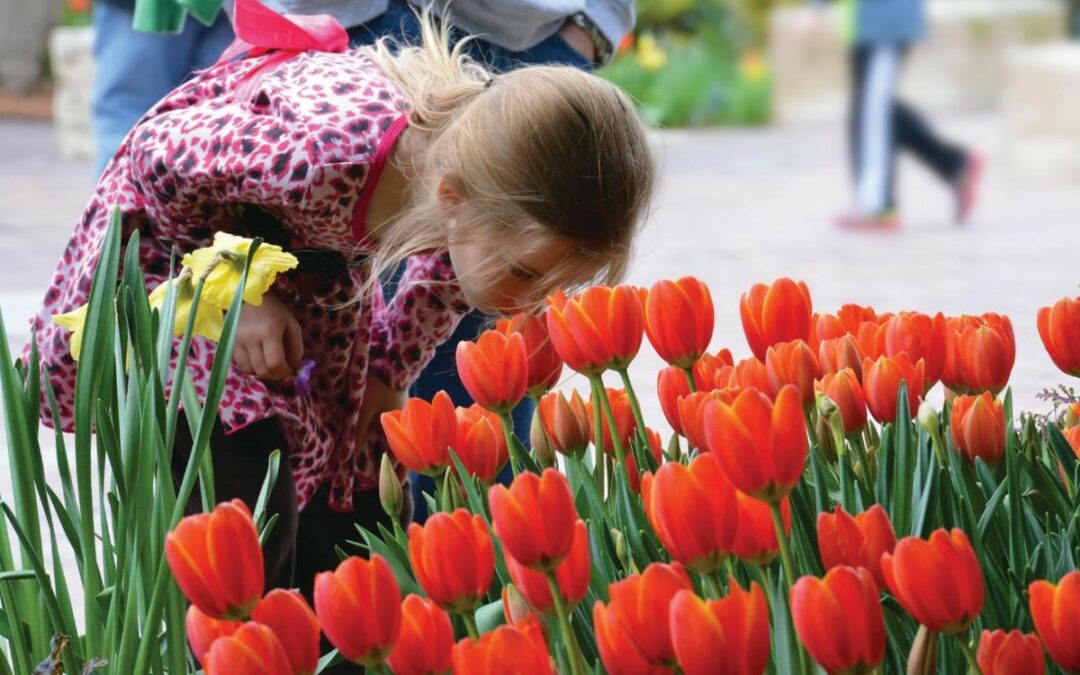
[547,573,587,675]
[770,501,811,675]
[682,366,698,393]
[957,635,982,674]
[499,413,521,478]
[462,611,481,641]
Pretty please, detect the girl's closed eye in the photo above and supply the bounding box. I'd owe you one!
[509,264,538,281]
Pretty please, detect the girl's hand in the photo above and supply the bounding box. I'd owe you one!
[234,293,304,381]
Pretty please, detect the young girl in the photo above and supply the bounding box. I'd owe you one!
[31,3,655,600]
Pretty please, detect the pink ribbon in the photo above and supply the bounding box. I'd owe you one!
[218,0,349,100]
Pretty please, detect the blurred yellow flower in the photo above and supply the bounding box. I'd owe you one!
[182,232,298,310]
[740,51,768,84]
[148,275,225,342]
[53,304,88,361]
[636,35,668,72]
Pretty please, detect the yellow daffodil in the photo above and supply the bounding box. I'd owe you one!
[148,275,225,342]
[636,35,668,72]
[53,304,89,361]
[740,51,768,84]
[181,232,298,310]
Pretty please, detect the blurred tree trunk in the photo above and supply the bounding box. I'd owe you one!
[0,0,61,92]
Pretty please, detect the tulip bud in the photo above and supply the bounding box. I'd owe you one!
[379,453,403,521]
[529,411,557,469]
[502,584,533,626]
[917,401,939,438]
[1068,405,1079,429]
[907,625,938,675]
[815,394,840,463]
[665,432,682,464]
[612,528,632,573]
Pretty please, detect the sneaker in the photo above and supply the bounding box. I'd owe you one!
[954,152,984,225]
[835,211,902,231]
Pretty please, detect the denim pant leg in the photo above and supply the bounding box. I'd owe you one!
[91,1,234,176]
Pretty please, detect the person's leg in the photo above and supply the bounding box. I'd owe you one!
[892,99,966,183]
[191,11,237,74]
[848,46,870,199]
[852,43,901,216]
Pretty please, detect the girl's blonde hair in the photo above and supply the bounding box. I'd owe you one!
[362,9,655,311]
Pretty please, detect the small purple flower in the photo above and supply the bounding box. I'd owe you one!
[294,359,316,397]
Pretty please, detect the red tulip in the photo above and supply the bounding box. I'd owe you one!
[791,566,885,675]
[625,427,664,494]
[977,629,1044,675]
[381,390,458,476]
[766,339,820,406]
[587,387,637,454]
[716,357,772,395]
[545,285,645,375]
[536,390,591,458]
[881,529,984,634]
[645,276,714,368]
[658,366,692,435]
[451,404,509,483]
[641,453,738,574]
[251,590,320,675]
[950,393,1006,465]
[505,520,590,614]
[165,499,263,620]
[1038,296,1080,377]
[816,504,896,589]
[693,348,736,389]
[811,304,881,347]
[456,329,528,414]
[1030,571,1080,673]
[732,491,790,566]
[1065,426,1080,459]
[944,314,1015,395]
[409,509,494,613]
[884,311,946,392]
[740,278,813,361]
[818,335,864,380]
[314,555,402,666]
[862,354,925,424]
[185,605,241,668]
[594,563,693,669]
[495,312,563,398]
[489,469,577,572]
[703,385,808,502]
[678,389,739,451]
[854,320,887,362]
[669,582,771,675]
[451,616,552,675]
[387,595,455,675]
[204,622,293,675]
[815,368,868,435]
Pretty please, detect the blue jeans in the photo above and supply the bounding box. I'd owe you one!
[348,1,591,523]
[91,0,234,177]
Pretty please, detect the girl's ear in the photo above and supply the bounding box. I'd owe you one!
[435,172,465,214]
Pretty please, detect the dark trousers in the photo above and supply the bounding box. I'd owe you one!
[848,44,967,214]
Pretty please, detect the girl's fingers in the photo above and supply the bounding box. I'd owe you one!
[248,344,271,380]
[283,315,304,368]
[262,336,293,380]
[234,345,253,374]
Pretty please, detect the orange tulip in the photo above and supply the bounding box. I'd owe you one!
[791,566,885,675]
[854,320,887,362]
[811,304,882,347]
[816,504,896,589]
[669,582,770,675]
[716,357,772,394]
[314,555,402,666]
[387,595,455,675]
[692,348,735,389]
[658,366,692,435]
[943,314,1015,395]
[884,311,946,392]
[881,529,984,634]
[815,368,868,435]
[164,499,263,620]
[818,335,864,380]
[641,453,738,574]
[977,629,1044,675]
[381,390,458,476]
[594,563,693,669]
[251,590,320,675]
[185,605,241,668]
[536,390,591,458]
[678,389,739,451]
[862,354,925,424]
[766,339,820,405]
[740,278,813,361]
[587,387,637,454]
[950,393,1006,465]
[409,509,494,613]
[1030,571,1080,673]
[456,329,528,414]
[489,469,577,572]
[204,622,294,675]
[451,616,552,675]
[732,491,790,566]
[1038,296,1080,377]
[505,520,590,614]
[1065,426,1080,459]
[703,385,808,502]
[625,427,664,494]
[495,312,563,398]
[645,277,715,368]
[451,404,509,483]
[545,285,645,375]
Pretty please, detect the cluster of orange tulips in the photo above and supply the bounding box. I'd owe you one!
[167,276,1080,674]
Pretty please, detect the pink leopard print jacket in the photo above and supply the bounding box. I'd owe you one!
[29,48,469,511]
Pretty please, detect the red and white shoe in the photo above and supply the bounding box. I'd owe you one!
[954,152,984,225]
[834,211,902,231]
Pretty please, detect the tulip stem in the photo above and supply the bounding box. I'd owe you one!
[371,664,393,675]
[956,636,983,674]
[702,571,723,600]
[499,413,522,477]
[682,366,698,393]
[770,501,811,675]
[547,573,587,675]
[462,611,481,641]
[617,368,649,442]
[590,377,608,495]
[593,378,627,463]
